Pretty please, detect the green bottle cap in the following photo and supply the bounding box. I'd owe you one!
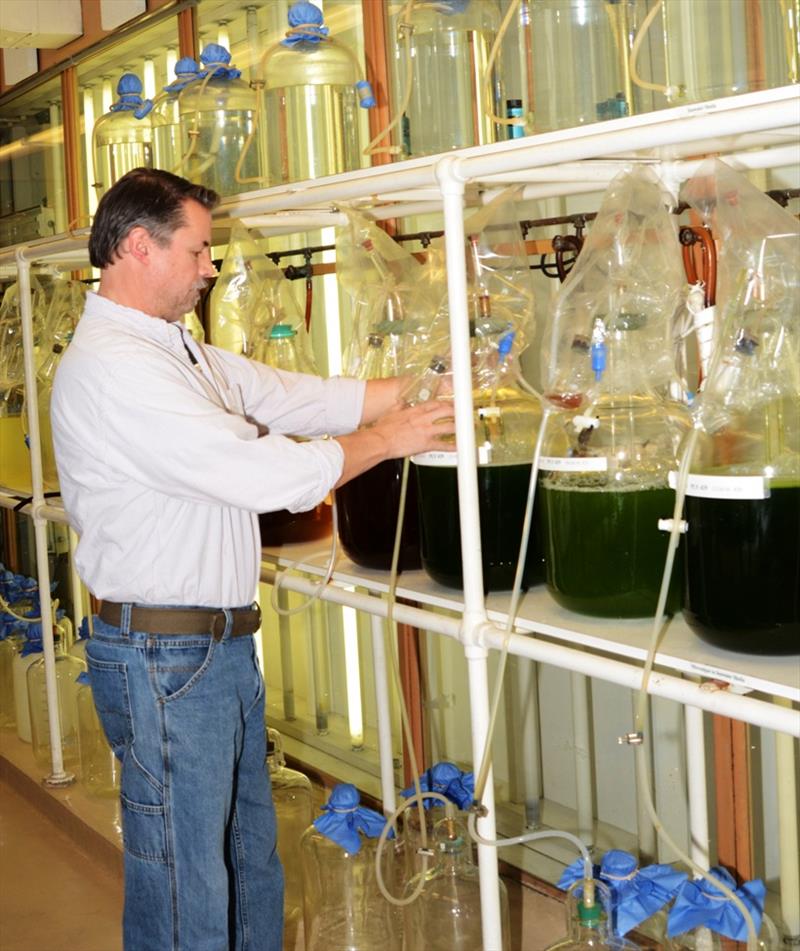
[577,900,603,925]
[270,323,296,339]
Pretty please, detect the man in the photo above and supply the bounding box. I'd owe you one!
[51,167,452,951]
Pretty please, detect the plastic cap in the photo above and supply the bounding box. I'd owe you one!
[117,73,143,95]
[200,43,232,65]
[288,1,324,26]
[578,900,603,924]
[270,323,296,339]
[175,57,200,76]
[355,80,376,109]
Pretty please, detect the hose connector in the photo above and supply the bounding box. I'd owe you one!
[658,518,688,534]
[618,731,644,746]
[470,800,489,819]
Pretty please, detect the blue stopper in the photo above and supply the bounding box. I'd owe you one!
[175,57,199,76]
[288,2,325,27]
[591,340,606,381]
[355,80,376,109]
[200,43,232,66]
[117,73,143,95]
[498,330,515,361]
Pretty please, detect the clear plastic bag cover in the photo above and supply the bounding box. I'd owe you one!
[250,258,318,373]
[0,276,48,391]
[336,207,435,380]
[43,277,85,351]
[682,158,800,450]
[407,186,536,397]
[541,165,685,405]
[208,223,274,355]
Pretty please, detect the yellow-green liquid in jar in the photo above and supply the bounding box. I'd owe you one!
[539,481,682,618]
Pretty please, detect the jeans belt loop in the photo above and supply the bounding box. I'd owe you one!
[120,602,132,637]
[211,611,228,641]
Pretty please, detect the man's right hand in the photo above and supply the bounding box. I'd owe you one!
[334,399,454,488]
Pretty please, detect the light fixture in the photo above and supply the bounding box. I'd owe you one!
[341,599,364,750]
[142,57,156,101]
[320,226,342,376]
[166,47,178,82]
[82,87,98,217]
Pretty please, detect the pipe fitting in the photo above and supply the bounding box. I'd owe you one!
[434,153,468,192]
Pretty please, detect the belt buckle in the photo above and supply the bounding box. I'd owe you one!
[211,611,227,641]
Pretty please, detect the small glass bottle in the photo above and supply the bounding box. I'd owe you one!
[300,784,398,951]
[267,728,313,945]
[26,631,83,767]
[76,672,120,797]
[546,879,641,950]
[404,816,511,951]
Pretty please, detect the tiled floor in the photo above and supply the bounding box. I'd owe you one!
[0,777,123,951]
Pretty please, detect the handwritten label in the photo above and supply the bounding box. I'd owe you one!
[540,455,608,473]
[669,472,768,500]
[411,451,458,467]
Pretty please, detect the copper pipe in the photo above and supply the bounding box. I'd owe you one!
[177,6,198,61]
[362,0,393,168]
[60,67,86,231]
[397,609,428,787]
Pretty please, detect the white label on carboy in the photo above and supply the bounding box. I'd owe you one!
[540,455,608,473]
[669,472,769,500]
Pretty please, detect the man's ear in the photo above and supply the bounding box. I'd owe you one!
[121,226,154,264]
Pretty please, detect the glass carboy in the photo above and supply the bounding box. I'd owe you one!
[300,783,397,951]
[262,1,370,184]
[404,816,511,951]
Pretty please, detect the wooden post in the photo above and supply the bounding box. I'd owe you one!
[61,68,87,231]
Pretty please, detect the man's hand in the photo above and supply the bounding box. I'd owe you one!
[334,399,454,487]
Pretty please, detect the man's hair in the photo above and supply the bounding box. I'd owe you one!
[88,168,219,269]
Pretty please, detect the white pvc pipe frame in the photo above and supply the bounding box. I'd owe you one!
[4,85,799,948]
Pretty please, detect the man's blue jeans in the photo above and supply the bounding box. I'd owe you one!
[87,613,283,951]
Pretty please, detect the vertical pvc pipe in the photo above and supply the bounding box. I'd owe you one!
[48,101,67,235]
[67,527,83,636]
[437,156,502,950]
[435,156,486,614]
[277,587,295,720]
[571,672,594,846]
[514,656,542,828]
[775,697,800,940]
[466,645,504,951]
[371,613,397,817]
[311,598,330,734]
[632,690,657,862]
[684,703,710,870]
[17,251,72,786]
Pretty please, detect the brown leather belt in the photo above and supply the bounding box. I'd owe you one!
[99,601,262,640]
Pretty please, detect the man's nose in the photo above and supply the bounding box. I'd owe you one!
[201,256,218,279]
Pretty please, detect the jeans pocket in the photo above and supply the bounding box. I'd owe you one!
[149,638,216,703]
[86,657,133,756]
[121,754,167,863]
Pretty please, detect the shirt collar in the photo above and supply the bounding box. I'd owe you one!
[85,291,185,349]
